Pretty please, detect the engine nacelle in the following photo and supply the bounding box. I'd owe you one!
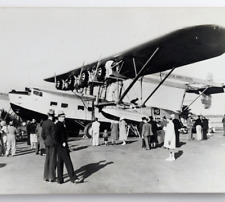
[55,79,65,90]
[201,94,212,109]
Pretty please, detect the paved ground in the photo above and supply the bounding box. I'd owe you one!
[0,131,225,194]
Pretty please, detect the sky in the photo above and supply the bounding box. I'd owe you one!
[1,5,225,115]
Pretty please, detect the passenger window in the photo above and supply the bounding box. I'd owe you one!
[50,101,57,106]
[61,103,68,108]
[78,105,84,110]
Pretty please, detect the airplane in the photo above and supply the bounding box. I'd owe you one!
[8,24,225,137]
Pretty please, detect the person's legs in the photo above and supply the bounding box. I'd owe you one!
[5,136,11,156]
[48,146,56,181]
[44,146,50,181]
[144,136,150,150]
[57,151,64,184]
[11,136,16,156]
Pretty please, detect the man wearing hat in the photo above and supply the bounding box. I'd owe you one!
[55,111,83,184]
[41,109,56,182]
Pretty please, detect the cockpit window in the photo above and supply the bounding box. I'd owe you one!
[33,90,43,97]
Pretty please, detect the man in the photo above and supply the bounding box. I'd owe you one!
[41,109,56,182]
[149,116,158,149]
[26,120,31,146]
[29,118,37,150]
[92,118,100,146]
[139,117,146,148]
[142,117,152,150]
[171,114,181,148]
[187,114,193,141]
[222,114,225,136]
[55,111,83,184]
[202,117,209,140]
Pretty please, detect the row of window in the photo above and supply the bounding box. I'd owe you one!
[50,102,68,108]
[50,102,93,112]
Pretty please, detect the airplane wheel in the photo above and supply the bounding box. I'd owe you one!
[96,65,106,81]
[84,123,92,138]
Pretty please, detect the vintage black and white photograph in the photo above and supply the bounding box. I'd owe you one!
[1,2,225,196]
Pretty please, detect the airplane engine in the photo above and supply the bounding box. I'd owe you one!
[55,79,65,90]
[96,64,106,81]
[79,71,89,87]
[201,94,212,109]
[64,76,75,90]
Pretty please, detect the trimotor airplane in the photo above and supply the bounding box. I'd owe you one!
[8,24,225,137]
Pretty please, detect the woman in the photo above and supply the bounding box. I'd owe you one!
[5,121,17,157]
[36,121,45,156]
[195,115,203,141]
[0,121,8,156]
[163,118,176,161]
[119,118,127,145]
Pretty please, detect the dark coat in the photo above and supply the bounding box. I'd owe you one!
[55,121,68,149]
[202,118,209,130]
[42,119,56,147]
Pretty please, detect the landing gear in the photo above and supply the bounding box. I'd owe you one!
[84,123,93,138]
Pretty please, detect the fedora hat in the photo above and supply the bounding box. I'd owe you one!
[57,110,65,117]
[48,109,55,115]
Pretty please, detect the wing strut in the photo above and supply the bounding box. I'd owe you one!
[141,66,176,107]
[183,87,209,111]
[117,47,159,104]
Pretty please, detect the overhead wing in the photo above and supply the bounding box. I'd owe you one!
[45,24,225,91]
[186,86,224,95]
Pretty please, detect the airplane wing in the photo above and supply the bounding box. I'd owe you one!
[186,86,224,95]
[45,24,225,89]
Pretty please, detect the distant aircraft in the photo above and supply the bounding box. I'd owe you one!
[8,24,225,137]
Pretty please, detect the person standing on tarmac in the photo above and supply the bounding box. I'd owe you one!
[141,117,151,150]
[222,114,225,136]
[55,111,83,184]
[92,118,100,146]
[41,109,56,183]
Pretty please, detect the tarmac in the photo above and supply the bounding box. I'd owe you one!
[0,131,225,195]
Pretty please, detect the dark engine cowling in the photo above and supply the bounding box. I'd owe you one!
[56,79,64,90]
[78,71,89,88]
[96,65,106,81]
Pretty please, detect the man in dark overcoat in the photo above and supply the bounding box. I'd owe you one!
[55,111,83,184]
[202,117,208,140]
[171,114,182,148]
[41,109,56,182]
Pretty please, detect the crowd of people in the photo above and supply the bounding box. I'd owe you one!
[87,113,212,162]
[0,108,215,184]
[0,109,84,185]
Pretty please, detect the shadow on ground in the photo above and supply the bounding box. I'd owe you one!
[0,163,6,168]
[175,150,183,159]
[63,160,113,182]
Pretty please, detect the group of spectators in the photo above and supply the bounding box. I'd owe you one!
[90,117,128,146]
[0,120,18,157]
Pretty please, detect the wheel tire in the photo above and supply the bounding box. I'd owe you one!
[84,122,93,138]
